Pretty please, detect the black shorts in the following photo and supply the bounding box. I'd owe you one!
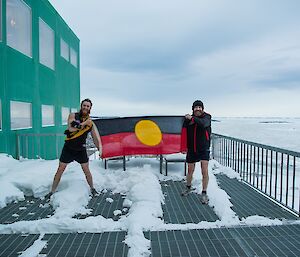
[59,145,89,164]
[186,150,210,163]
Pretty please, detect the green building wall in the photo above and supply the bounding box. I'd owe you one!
[0,0,80,159]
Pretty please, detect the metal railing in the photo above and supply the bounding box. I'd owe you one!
[16,133,65,160]
[211,133,300,216]
[16,133,98,160]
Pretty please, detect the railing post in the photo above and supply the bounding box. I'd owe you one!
[280,153,284,202]
[211,135,213,159]
[286,155,289,206]
[56,135,59,159]
[123,156,126,171]
[260,148,264,191]
[292,156,295,210]
[270,150,273,198]
[265,149,268,194]
[159,155,163,174]
[16,134,20,160]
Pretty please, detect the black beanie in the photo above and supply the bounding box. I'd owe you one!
[192,100,204,109]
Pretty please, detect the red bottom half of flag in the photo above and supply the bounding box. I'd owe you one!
[101,132,186,158]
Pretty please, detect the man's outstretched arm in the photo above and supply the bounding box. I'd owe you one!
[91,122,102,157]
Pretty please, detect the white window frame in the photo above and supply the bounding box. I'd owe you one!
[41,104,55,127]
[0,0,2,42]
[39,17,55,70]
[61,107,70,125]
[10,100,32,130]
[60,38,69,61]
[6,0,32,57]
[0,99,2,131]
[70,47,78,67]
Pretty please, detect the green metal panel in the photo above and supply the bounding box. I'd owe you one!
[0,0,80,159]
[0,0,7,153]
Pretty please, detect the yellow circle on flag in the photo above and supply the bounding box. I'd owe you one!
[135,120,162,146]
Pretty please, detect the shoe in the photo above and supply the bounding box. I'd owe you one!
[91,188,99,196]
[44,192,53,200]
[200,193,209,204]
[181,187,193,196]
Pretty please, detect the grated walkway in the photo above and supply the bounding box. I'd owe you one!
[0,234,39,257]
[161,180,219,223]
[40,232,128,257]
[0,232,128,257]
[75,191,127,220]
[1,169,300,256]
[0,196,54,224]
[145,224,300,257]
[216,174,297,220]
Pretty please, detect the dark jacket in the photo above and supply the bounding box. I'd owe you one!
[183,112,211,153]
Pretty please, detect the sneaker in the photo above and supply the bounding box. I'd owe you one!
[91,188,99,196]
[44,192,53,201]
[181,187,193,196]
[200,193,209,204]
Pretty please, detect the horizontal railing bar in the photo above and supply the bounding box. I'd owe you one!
[18,133,65,137]
[212,133,300,157]
[212,133,300,217]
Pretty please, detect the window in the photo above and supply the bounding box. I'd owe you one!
[70,47,78,67]
[10,101,32,129]
[71,108,77,113]
[0,0,2,42]
[6,0,32,56]
[0,100,2,131]
[61,107,69,125]
[39,18,54,69]
[42,104,54,127]
[60,38,69,61]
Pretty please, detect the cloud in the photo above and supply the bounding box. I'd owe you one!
[49,0,300,117]
[254,70,300,89]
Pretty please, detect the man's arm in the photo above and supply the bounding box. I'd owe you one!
[192,114,211,128]
[91,121,102,157]
[183,115,191,128]
[67,113,78,132]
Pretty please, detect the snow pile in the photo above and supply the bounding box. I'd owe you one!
[0,153,296,257]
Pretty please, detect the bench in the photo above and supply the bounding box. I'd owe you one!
[104,156,126,171]
[160,154,187,176]
[104,154,187,176]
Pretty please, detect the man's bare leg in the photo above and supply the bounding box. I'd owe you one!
[181,163,195,196]
[200,160,209,191]
[186,163,195,186]
[80,162,94,189]
[200,160,209,204]
[81,162,98,196]
[51,162,68,193]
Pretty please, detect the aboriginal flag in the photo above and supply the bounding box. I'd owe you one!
[93,116,187,158]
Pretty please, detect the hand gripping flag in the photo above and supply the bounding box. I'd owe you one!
[93,116,187,158]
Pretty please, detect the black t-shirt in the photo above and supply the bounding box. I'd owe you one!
[64,112,93,151]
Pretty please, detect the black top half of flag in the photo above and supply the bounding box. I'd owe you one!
[93,116,185,136]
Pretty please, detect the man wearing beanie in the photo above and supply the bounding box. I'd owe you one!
[181,100,211,204]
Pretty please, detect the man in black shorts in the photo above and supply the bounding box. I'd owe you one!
[45,99,102,199]
[181,100,211,204]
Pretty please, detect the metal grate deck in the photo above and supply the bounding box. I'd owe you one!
[161,180,219,223]
[216,174,298,220]
[75,191,128,220]
[145,224,300,257]
[0,234,40,257]
[0,232,128,257]
[0,196,54,224]
[41,232,128,257]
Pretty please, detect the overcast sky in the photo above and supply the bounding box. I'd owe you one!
[49,0,300,117]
